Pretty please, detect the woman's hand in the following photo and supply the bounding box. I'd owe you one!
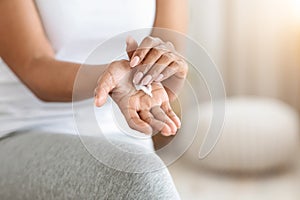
[126,36,188,87]
[94,60,181,136]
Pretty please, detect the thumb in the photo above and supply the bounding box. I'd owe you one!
[126,36,138,59]
[94,70,116,107]
[94,87,108,107]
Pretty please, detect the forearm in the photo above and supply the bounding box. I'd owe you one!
[22,56,107,102]
[0,0,108,102]
[152,0,188,49]
[153,0,188,32]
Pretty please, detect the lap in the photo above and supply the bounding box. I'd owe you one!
[0,131,179,200]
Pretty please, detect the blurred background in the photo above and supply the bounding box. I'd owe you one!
[168,0,300,199]
[189,0,300,105]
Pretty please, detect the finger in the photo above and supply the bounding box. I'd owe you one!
[130,36,162,67]
[158,60,181,82]
[151,106,177,136]
[139,110,172,135]
[133,47,165,85]
[126,36,138,59]
[160,60,188,81]
[122,108,152,134]
[166,41,175,51]
[94,70,116,107]
[161,102,181,129]
[142,53,176,84]
[94,86,107,107]
[95,61,130,107]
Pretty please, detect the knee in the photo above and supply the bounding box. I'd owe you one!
[123,169,180,200]
[99,166,180,200]
[83,137,180,199]
[84,135,166,173]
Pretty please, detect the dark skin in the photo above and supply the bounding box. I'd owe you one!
[0,0,188,137]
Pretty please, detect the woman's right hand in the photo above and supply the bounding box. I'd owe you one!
[126,36,188,102]
[94,60,181,136]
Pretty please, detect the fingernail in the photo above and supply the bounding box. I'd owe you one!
[130,56,140,67]
[162,125,171,135]
[95,95,106,107]
[94,98,100,107]
[161,132,168,136]
[126,36,134,45]
[177,122,181,129]
[155,74,164,82]
[126,36,131,45]
[141,75,152,85]
[133,72,143,84]
[161,130,171,136]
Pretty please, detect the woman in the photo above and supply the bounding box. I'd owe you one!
[0,0,188,199]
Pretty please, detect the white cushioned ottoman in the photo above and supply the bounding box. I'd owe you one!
[183,97,300,173]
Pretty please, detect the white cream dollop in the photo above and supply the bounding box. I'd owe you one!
[134,84,153,97]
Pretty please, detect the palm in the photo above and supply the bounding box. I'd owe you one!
[95,60,180,136]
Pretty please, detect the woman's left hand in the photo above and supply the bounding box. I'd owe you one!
[94,60,181,136]
[126,36,188,90]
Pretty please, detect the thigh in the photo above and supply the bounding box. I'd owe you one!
[0,131,180,200]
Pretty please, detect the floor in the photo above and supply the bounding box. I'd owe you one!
[168,154,300,200]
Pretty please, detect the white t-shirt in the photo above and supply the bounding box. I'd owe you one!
[0,0,156,143]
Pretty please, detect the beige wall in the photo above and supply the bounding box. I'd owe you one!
[189,0,300,111]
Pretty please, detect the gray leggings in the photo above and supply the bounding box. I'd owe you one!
[0,131,180,200]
